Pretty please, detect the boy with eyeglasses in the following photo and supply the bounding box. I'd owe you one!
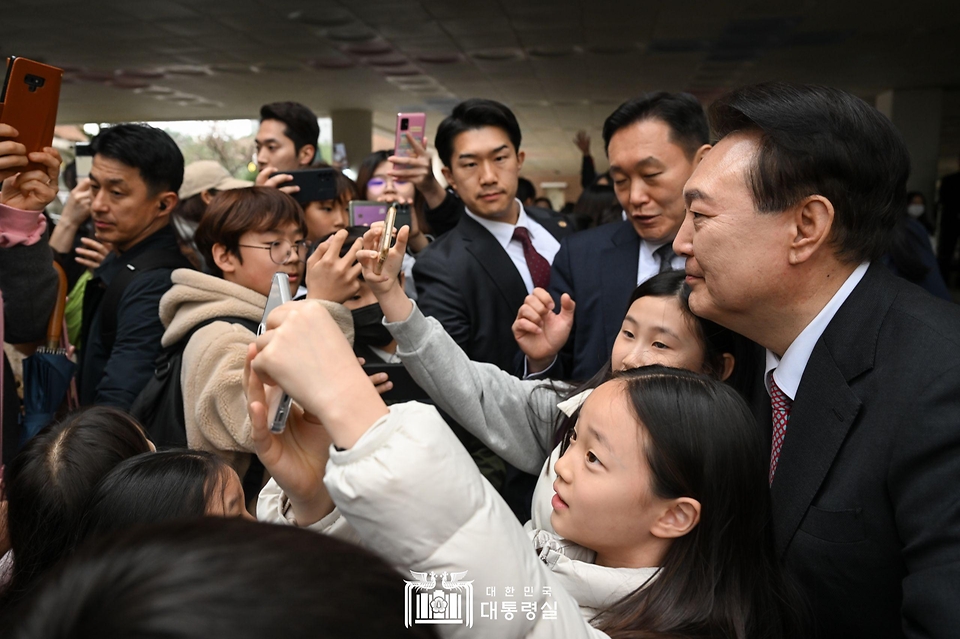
[157,186,350,484]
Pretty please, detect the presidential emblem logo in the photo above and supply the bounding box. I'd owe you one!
[404,570,474,628]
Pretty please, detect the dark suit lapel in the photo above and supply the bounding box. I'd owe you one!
[770,352,862,556]
[769,264,894,557]
[459,215,528,307]
[600,222,642,353]
[526,206,572,240]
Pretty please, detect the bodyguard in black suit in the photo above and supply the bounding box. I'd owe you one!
[535,94,710,380]
[415,203,570,372]
[410,99,572,518]
[675,82,960,638]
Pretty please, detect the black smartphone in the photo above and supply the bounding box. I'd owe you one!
[277,168,338,205]
[362,362,431,404]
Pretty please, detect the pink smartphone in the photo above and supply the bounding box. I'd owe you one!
[350,200,411,228]
[394,112,426,158]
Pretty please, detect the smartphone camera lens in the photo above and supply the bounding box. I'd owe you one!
[400,118,409,131]
[24,74,45,92]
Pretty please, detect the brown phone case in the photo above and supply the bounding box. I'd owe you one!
[0,57,63,175]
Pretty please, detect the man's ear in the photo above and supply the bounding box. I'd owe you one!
[788,195,835,266]
[441,166,457,193]
[516,149,525,171]
[298,144,317,167]
[157,192,178,217]
[692,144,711,165]
[649,497,701,540]
[211,243,239,275]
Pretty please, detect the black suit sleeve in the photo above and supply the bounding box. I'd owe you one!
[581,155,597,189]
[895,362,960,638]
[423,191,463,239]
[412,249,472,354]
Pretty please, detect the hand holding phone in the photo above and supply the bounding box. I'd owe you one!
[374,204,397,275]
[0,143,61,212]
[393,113,426,159]
[0,57,63,175]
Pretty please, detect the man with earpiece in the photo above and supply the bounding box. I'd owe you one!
[76,124,194,410]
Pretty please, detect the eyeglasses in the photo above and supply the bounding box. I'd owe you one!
[366,176,408,190]
[237,239,309,265]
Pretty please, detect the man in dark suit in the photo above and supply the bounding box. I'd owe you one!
[412,99,572,373]
[674,82,960,638]
[410,99,571,515]
[518,93,710,380]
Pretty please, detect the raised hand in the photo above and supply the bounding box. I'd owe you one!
[75,237,113,270]
[356,222,408,297]
[387,135,446,208]
[255,166,299,195]
[573,130,591,156]
[305,229,362,303]
[0,146,61,211]
[252,300,389,449]
[512,288,576,374]
[244,343,335,526]
[0,124,28,183]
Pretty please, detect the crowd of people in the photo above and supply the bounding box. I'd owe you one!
[0,80,958,639]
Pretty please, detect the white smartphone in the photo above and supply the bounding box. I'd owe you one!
[259,272,293,433]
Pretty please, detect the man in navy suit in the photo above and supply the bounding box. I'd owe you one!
[516,93,711,380]
[675,82,960,638]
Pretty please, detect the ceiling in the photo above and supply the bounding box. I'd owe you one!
[2,0,959,180]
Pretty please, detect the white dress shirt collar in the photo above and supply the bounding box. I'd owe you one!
[636,238,686,285]
[764,262,870,400]
[464,199,528,249]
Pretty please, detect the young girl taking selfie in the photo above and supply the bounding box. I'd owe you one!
[249,225,802,638]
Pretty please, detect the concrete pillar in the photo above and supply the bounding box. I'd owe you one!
[330,109,372,171]
[876,88,944,206]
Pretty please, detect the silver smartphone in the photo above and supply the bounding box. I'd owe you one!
[259,272,293,433]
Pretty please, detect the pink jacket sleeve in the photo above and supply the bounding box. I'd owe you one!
[0,203,47,248]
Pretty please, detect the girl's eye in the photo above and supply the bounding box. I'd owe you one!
[621,330,635,339]
[653,341,668,349]
[586,451,601,465]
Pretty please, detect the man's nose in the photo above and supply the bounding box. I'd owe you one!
[673,209,695,257]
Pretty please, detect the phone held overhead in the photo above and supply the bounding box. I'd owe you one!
[0,56,63,174]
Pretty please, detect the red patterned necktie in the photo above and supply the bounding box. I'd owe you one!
[768,372,792,486]
[512,226,551,290]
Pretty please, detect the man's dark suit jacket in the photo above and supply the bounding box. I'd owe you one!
[753,263,960,638]
[548,220,641,381]
[413,200,572,373]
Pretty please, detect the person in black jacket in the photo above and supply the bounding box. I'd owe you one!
[78,124,192,409]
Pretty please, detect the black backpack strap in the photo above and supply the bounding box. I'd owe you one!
[100,249,192,353]
[179,315,260,347]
